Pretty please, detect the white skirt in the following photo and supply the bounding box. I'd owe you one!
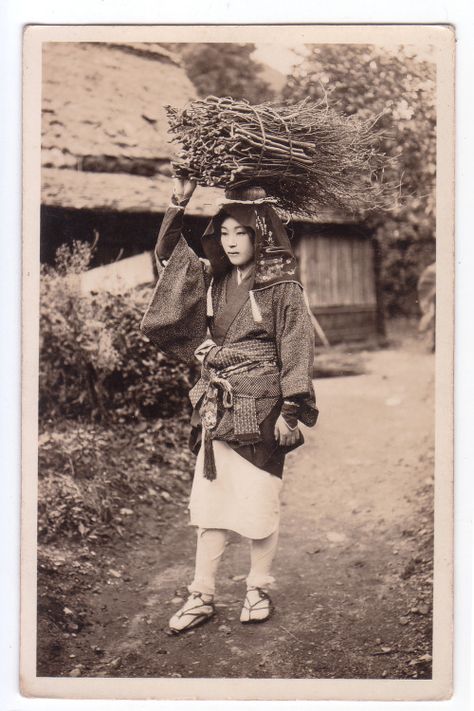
[188,439,283,539]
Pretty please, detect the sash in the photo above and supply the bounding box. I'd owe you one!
[189,340,280,480]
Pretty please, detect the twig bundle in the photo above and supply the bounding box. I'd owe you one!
[165,95,395,217]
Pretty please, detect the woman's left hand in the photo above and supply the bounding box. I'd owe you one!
[274,414,301,447]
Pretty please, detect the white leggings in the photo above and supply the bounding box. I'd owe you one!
[188,527,279,596]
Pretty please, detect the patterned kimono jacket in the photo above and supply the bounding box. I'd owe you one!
[141,200,318,480]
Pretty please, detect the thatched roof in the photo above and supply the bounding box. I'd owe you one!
[40,42,354,224]
[41,42,197,170]
[41,167,353,224]
[41,168,224,216]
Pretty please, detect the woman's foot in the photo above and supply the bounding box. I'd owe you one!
[168,592,215,634]
[240,587,274,624]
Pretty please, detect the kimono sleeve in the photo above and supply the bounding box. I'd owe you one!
[272,282,318,426]
[140,207,212,364]
[154,204,187,266]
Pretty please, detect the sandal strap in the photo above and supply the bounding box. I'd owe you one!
[176,606,213,621]
[243,588,271,611]
[176,594,215,618]
[170,593,215,632]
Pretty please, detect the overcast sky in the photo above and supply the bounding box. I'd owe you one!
[252,43,308,74]
[253,42,436,74]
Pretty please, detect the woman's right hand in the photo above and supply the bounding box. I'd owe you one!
[274,414,301,447]
[172,176,197,203]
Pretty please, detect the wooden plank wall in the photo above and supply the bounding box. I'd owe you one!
[298,227,378,343]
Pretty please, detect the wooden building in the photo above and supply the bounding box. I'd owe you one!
[41,42,383,344]
[295,222,382,343]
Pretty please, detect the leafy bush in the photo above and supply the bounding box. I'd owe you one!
[38,418,194,543]
[168,42,275,103]
[40,241,197,423]
[283,45,436,316]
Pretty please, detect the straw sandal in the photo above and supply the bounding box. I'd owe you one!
[240,587,274,624]
[168,592,216,634]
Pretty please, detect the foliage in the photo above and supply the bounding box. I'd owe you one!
[40,241,197,423]
[38,242,197,546]
[173,43,275,104]
[283,45,436,316]
[38,418,194,543]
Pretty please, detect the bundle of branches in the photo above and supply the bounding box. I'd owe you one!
[165,95,395,218]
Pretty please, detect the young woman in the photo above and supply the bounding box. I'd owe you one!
[141,177,318,633]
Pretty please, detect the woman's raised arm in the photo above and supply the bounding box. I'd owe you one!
[155,178,197,265]
[142,177,213,362]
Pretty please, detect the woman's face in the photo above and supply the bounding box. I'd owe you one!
[220,217,255,269]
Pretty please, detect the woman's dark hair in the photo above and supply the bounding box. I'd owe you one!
[218,211,255,241]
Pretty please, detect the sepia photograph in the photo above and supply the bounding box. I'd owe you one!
[20,23,454,701]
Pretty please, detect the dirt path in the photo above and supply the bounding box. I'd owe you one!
[41,341,435,680]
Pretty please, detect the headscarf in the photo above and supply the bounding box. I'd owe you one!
[201,202,302,292]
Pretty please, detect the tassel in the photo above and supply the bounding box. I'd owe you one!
[249,290,263,323]
[203,429,217,481]
[206,278,214,317]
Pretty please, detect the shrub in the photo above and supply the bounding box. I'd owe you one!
[38,418,194,543]
[40,241,197,423]
[283,45,436,316]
